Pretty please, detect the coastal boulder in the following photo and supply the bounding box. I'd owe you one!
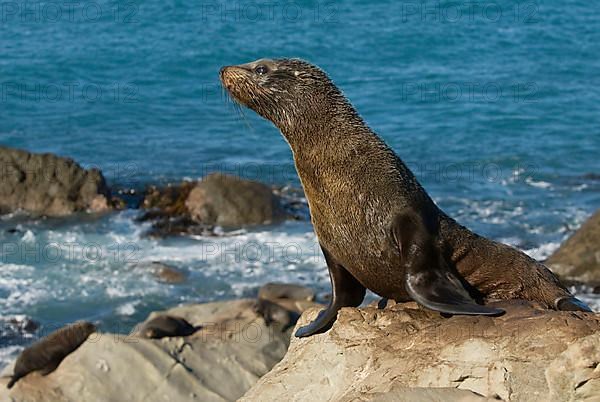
[186,173,286,227]
[0,147,111,217]
[547,210,600,284]
[241,300,600,401]
[0,298,316,402]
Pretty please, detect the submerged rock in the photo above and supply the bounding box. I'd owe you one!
[140,261,187,284]
[241,300,600,401]
[547,210,600,285]
[0,147,112,217]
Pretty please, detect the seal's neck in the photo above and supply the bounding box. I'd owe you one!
[278,91,373,155]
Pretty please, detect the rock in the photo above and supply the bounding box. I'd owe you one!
[138,174,290,237]
[241,300,600,402]
[0,316,39,345]
[186,173,286,227]
[258,283,315,302]
[145,262,187,284]
[142,181,195,216]
[344,385,493,401]
[0,146,111,217]
[0,299,314,401]
[547,210,600,284]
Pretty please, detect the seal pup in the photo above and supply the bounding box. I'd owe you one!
[220,58,592,337]
[253,298,300,330]
[7,321,96,389]
[138,315,198,339]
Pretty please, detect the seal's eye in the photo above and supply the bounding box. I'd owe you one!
[255,65,269,75]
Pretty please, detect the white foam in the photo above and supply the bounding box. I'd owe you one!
[116,300,140,316]
[0,345,22,374]
[525,177,552,189]
[524,242,562,261]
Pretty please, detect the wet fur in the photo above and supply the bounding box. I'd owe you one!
[220,58,585,311]
[7,321,96,389]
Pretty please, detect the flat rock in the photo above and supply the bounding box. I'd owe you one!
[241,300,600,401]
[547,210,600,284]
[0,299,298,402]
[0,146,111,217]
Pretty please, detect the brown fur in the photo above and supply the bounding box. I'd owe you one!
[7,321,96,389]
[139,315,197,339]
[220,58,584,312]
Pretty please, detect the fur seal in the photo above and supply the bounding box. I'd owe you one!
[139,315,198,339]
[7,321,96,389]
[220,58,592,337]
[253,298,300,330]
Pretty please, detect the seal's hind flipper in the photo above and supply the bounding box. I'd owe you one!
[555,296,593,312]
[392,211,504,317]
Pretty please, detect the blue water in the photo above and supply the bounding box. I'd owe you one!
[0,0,599,367]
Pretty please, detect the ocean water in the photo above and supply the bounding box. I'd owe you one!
[0,0,599,368]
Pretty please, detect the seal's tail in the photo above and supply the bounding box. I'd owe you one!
[555,296,593,312]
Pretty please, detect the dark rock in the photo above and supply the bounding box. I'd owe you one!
[582,173,600,180]
[142,181,195,216]
[0,147,111,217]
[0,316,40,345]
[547,210,600,284]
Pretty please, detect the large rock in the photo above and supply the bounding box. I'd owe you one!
[138,174,290,237]
[0,299,311,402]
[186,173,286,227]
[0,147,111,217]
[547,210,600,284]
[241,300,600,401]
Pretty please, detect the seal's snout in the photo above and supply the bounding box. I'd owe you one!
[219,66,247,90]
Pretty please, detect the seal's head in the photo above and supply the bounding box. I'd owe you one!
[220,58,347,132]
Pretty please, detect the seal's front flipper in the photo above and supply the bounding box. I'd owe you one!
[295,246,366,337]
[392,211,504,317]
[555,296,593,312]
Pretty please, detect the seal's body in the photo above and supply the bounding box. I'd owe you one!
[7,321,96,389]
[220,58,591,337]
[139,315,197,339]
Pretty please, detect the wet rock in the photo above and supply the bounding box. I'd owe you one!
[148,262,187,284]
[138,174,294,237]
[0,146,112,217]
[186,173,286,227]
[241,300,600,401]
[0,316,39,345]
[547,210,600,285]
